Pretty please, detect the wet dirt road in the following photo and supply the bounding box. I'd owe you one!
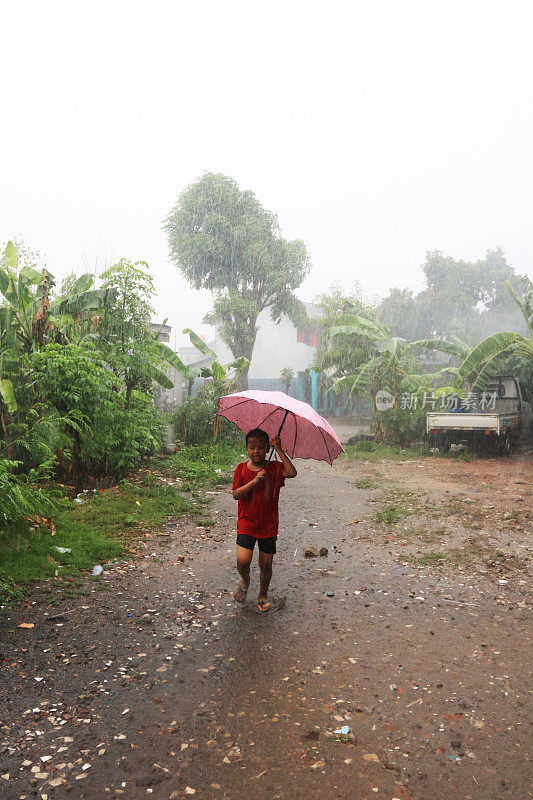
[1,454,531,800]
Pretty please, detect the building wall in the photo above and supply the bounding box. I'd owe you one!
[212,307,317,381]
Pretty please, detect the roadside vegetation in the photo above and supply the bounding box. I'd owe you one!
[0,240,244,605]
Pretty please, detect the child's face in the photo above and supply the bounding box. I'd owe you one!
[246,436,268,465]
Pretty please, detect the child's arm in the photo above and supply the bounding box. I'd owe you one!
[271,436,297,478]
[232,469,266,500]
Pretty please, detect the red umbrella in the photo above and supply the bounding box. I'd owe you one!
[216,390,344,465]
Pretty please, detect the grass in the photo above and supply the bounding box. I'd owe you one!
[355,477,379,489]
[410,551,446,565]
[343,441,477,462]
[343,442,430,462]
[450,450,477,462]
[407,545,478,569]
[374,489,421,525]
[398,525,440,544]
[0,440,241,606]
[0,480,190,605]
[166,439,243,492]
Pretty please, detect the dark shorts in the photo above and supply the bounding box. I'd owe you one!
[236,533,277,554]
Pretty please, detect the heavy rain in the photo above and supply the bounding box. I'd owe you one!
[1,2,532,799]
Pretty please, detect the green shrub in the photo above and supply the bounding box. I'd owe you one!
[169,439,243,491]
[379,407,426,447]
[89,391,166,476]
[174,386,240,446]
[29,343,166,480]
[0,457,58,536]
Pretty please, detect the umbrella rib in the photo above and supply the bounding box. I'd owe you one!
[257,407,280,428]
[217,398,252,412]
[318,426,333,464]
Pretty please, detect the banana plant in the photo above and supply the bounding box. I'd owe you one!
[182,327,249,391]
[327,314,455,441]
[0,242,119,440]
[455,278,533,388]
[48,273,118,342]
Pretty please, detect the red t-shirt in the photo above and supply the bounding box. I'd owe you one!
[232,460,286,538]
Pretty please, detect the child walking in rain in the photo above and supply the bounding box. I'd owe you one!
[232,428,297,612]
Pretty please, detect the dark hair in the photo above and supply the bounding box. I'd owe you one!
[246,428,269,446]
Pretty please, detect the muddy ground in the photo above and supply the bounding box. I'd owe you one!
[1,452,531,800]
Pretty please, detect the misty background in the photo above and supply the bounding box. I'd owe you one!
[1,0,532,348]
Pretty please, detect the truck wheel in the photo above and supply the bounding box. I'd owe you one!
[438,434,451,453]
[499,432,512,456]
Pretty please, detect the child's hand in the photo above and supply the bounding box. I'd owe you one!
[255,468,266,482]
[271,436,282,452]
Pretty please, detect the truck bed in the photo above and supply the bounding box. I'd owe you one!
[426,412,520,433]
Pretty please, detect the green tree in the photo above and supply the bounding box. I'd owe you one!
[313,284,374,381]
[376,287,419,342]
[174,328,249,444]
[164,173,311,388]
[0,242,117,457]
[98,259,186,406]
[279,367,295,394]
[30,343,118,486]
[377,248,527,344]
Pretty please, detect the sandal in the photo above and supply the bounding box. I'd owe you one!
[233,586,248,603]
[257,598,271,613]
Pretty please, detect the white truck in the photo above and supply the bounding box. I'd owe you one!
[426,375,532,454]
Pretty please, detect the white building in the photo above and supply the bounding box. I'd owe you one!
[154,303,322,409]
[210,302,320,403]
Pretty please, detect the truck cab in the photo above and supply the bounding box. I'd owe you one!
[485,376,532,435]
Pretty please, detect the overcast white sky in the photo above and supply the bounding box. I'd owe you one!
[2,0,532,348]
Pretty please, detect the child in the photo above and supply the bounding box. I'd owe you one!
[232,428,297,612]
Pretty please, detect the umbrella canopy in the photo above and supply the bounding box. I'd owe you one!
[216,390,344,465]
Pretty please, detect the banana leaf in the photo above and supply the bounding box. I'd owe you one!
[0,378,17,412]
[69,273,94,294]
[4,241,18,269]
[329,313,384,342]
[153,341,188,373]
[54,286,118,315]
[456,332,522,385]
[331,357,381,397]
[19,265,46,285]
[182,327,217,360]
[409,338,468,357]
[150,367,174,389]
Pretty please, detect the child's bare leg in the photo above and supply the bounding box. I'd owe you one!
[257,552,273,611]
[234,545,253,601]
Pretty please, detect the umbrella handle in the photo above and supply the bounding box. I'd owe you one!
[266,410,289,465]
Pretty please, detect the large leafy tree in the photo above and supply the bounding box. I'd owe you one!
[377,248,527,343]
[164,173,311,387]
[0,241,116,426]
